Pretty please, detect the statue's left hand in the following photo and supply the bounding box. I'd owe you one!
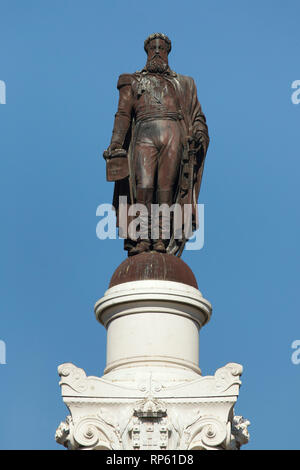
[194,133,207,156]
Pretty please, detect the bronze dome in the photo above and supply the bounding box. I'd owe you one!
[109,252,198,289]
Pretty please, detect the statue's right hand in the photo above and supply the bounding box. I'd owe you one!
[103,143,122,160]
[103,149,110,160]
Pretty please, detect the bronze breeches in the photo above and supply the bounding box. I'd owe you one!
[133,119,183,192]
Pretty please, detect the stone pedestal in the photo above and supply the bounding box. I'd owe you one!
[56,253,250,450]
[95,280,211,374]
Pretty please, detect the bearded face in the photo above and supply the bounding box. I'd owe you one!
[146,56,169,73]
[145,38,169,73]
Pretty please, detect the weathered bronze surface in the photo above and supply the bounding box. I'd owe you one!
[109,252,198,289]
[104,33,209,257]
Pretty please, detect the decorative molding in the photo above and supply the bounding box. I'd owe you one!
[57,362,243,398]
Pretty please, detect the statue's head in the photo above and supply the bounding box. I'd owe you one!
[144,33,171,73]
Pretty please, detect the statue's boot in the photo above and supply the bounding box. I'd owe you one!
[152,239,166,253]
[128,187,153,256]
[152,189,173,253]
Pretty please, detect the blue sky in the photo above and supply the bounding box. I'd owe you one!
[0,0,299,449]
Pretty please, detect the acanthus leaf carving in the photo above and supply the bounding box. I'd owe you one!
[55,415,75,449]
[229,415,251,450]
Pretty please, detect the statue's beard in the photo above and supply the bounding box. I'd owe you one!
[146,57,168,73]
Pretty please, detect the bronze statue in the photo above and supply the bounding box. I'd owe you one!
[104,33,209,256]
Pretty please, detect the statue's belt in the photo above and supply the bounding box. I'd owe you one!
[135,111,183,124]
